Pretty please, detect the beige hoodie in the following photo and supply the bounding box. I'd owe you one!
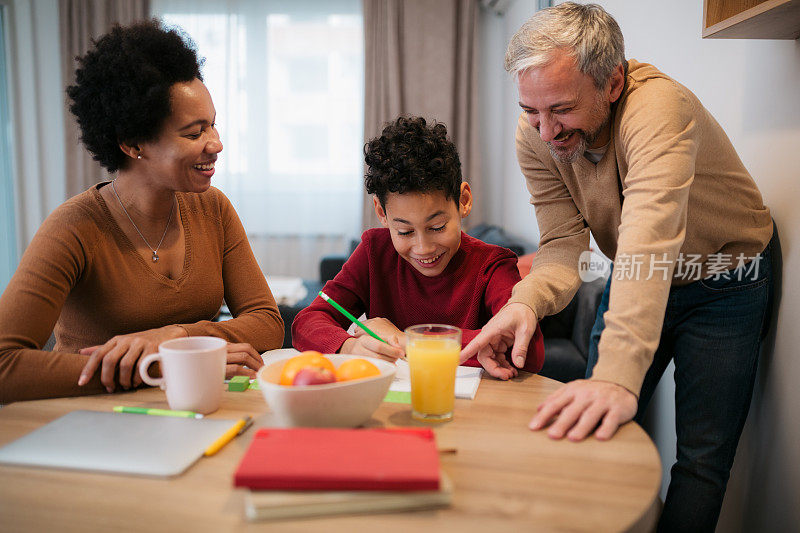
[509,60,772,396]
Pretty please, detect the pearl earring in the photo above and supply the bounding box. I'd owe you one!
[137,154,143,160]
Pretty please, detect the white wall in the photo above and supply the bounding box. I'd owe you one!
[481,0,800,530]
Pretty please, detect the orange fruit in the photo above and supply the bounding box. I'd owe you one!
[279,352,336,386]
[336,358,381,382]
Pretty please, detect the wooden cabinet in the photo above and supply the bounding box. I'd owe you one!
[703,0,800,39]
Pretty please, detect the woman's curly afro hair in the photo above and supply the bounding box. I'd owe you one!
[66,19,204,172]
[364,116,461,209]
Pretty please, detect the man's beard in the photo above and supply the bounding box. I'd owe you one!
[547,131,589,164]
[546,94,611,164]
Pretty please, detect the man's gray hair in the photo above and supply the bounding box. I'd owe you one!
[504,2,626,88]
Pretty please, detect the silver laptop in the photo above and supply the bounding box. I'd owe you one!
[0,410,238,478]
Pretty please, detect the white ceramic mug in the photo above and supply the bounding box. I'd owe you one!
[139,336,226,415]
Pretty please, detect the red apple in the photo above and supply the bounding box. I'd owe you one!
[292,366,337,386]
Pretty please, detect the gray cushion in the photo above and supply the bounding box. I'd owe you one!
[537,277,606,383]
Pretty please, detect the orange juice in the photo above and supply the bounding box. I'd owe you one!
[406,337,460,421]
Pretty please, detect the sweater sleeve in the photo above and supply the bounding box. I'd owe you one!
[460,249,545,373]
[0,206,108,403]
[291,236,372,354]
[179,191,284,352]
[506,114,588,321]
[591,81,696,396]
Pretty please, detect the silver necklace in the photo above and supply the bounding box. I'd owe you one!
[111,179,175,262]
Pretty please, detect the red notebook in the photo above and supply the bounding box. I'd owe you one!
[233,427,441,491]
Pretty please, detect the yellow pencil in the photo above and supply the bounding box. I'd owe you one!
[203,416,252,456]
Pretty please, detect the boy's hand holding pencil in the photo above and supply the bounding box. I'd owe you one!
[355,318,406,347]
[340,335,404,362]
[319,291,405,362]
[350,317,406,361]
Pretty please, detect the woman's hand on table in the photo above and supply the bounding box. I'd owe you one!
[78,325,186,392]
[528,379,638,441]
[225,342,263,378]
[340,334,404,362]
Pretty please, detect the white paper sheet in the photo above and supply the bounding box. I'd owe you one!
[389,359,482,400]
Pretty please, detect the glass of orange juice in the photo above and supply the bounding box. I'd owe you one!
[405,324,461,422]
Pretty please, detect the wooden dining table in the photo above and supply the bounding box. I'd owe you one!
[0,371,661,532]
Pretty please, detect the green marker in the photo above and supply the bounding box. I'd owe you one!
[113,406,203,419]
[318,291,387,345]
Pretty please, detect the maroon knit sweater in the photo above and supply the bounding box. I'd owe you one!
[292,228,544,373]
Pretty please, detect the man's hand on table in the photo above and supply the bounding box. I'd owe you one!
[461,302,537,380]
[529,379,638,441]
[461,302,637,438]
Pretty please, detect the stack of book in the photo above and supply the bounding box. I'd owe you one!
[233,427,452,521]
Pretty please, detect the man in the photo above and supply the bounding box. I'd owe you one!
[461,3,774,532]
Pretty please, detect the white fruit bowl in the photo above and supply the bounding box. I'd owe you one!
[256,354,396,428]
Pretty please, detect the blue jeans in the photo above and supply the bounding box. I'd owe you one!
[586,236,774,533]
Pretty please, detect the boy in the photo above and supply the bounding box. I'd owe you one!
[292,116,543,378]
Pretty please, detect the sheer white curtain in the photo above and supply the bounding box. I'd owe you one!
[151,0,364,279]
[0,4,16,292]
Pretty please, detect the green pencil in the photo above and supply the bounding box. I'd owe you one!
[318,291,388,344]
[113,406,203,419]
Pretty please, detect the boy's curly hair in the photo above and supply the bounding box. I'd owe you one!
[66,19,203,172]
[364,116,461,208]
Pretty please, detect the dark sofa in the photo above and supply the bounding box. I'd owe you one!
[538,278,605,383]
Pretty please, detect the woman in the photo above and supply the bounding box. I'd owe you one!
[0,20,284,403]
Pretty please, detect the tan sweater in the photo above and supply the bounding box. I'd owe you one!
[0,184,284,403]
[509,60,772,396]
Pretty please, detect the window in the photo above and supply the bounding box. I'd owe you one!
[0,4,18,292]
[152,0,364,277]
